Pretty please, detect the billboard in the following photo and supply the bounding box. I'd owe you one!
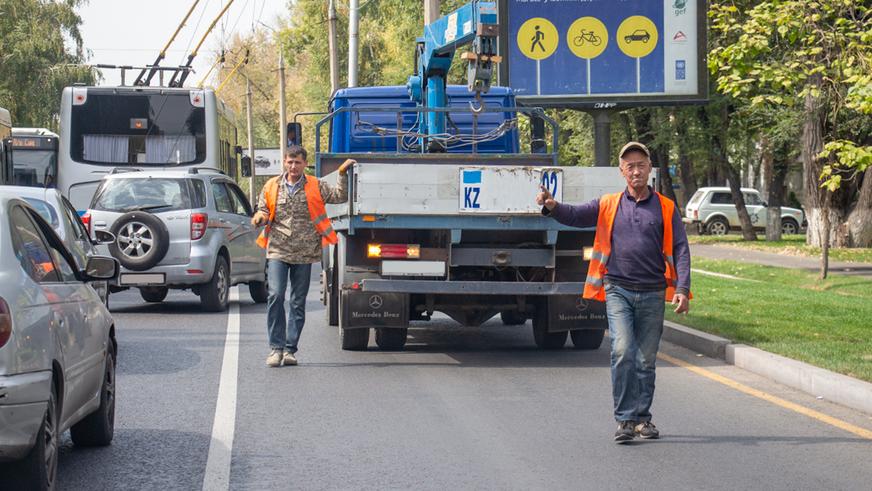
[243,148,283,176]
[499,0,707,108]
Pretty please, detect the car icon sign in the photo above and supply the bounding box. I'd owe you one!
[624,29,651,43]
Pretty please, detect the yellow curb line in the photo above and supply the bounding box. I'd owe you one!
[659,353,872,440]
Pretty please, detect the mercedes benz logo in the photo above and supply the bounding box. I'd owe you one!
[369,295,383,309]
[575,298,589,312]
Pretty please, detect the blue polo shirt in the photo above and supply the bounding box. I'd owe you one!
[545,187,691,294]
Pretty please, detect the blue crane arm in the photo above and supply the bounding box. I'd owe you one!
[407,1,500,152]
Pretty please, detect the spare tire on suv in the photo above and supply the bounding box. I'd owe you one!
[108,211,170,271]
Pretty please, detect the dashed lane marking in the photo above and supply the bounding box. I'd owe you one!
[659,353,872,440]
[202,288,241,490]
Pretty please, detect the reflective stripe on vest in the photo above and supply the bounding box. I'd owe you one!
[256,174,339,249]
[582,191,691,302]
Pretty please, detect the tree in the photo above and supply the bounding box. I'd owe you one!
[710,0,872,256]
[0,0,96,128]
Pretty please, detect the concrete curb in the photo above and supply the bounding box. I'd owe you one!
[662,322,872,416]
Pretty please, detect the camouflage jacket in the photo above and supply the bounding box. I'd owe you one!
[257,173,348,264]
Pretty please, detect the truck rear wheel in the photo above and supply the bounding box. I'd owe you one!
[341,328,369,351]
[532,304,567,349]
[375,328,407,350]
[570,329,605,350]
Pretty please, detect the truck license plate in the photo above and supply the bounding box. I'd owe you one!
[459,167,562,213]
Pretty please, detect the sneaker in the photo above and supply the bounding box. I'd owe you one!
[634,421,660,439]
[282,351,298,366]
[614,421,636,443]
[266,348,283,367]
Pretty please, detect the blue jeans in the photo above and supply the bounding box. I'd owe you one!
[266,260,312,353]
[604,283,665,423]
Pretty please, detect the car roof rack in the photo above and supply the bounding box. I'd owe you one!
[187,167,226,175]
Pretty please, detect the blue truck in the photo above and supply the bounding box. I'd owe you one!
[309,2,626,351]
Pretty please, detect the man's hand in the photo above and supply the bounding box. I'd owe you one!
[537,185,558,211]
[338,158,357,176]
[671,293,689,314]
[251,211,268,227]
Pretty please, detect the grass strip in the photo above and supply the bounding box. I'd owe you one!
[687,235,872,263]
[665,257,872,382]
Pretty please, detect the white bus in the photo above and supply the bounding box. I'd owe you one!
[0,107,11,184]
[58,86,240,211]
[9,128,59,188]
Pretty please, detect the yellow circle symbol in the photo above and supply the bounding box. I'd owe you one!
[567,17,608,59]
[517,18,558,60]
[616,16,658,58]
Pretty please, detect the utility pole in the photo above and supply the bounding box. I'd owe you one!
[424,0,440,24]
[328,0,340,93]
[246,75,256,203]
[348,0,360,87]
[279,49,287,159]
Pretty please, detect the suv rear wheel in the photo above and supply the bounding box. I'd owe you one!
[705,216,730,235]
[201,256,229,312]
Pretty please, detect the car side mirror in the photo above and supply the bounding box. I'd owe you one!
[84,256,119,281]
[93,230,116,245]
[241,156,252,178]
[287,122,302,147]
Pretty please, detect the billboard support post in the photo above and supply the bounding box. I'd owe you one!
[590,110,613,167]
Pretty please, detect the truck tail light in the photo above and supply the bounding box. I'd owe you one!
[693,209,698,220]
[191,213,208,240]
[81,212,92,235]
[367,243,420,259]
[0,297,12,349]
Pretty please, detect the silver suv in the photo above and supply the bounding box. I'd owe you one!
[683,187,805,236]
[85,168,267,311]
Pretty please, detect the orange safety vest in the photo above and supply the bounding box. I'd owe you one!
[582,191,691,302]
[256,174,338,249]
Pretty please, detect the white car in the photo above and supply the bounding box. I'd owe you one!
[683,187,805,235]
[0,193,119,489]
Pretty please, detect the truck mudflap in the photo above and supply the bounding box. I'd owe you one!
[341,291,409,329]
[546,295,608,333]
[360,279,585,295]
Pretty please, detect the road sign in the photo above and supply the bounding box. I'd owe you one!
[499,0,707,108]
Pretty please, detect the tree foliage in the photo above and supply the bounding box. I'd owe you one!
[0,0,96,128]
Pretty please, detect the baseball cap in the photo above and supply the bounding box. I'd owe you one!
[619,141,650,159]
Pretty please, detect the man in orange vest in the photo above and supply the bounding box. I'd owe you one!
[537,141,691,443]
[251,145,355,367]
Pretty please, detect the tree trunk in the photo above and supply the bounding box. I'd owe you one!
[675,110,697,205]
[711,105,756,240]
[761,136,789,241]
[846,167,872,247]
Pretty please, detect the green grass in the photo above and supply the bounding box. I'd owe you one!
[665,258,872,382]
[688,234,872,263]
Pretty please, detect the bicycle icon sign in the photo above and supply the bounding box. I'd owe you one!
[573,29,602,47]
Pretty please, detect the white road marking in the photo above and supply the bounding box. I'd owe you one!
[202,288,241,491]
[691,268,762,282]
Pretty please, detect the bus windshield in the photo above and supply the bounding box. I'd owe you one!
[13,149,57,187]
[70,92,206,166]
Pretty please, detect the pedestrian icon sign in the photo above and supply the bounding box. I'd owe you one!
[517,18,558,60]
[567,17,608,60]
[617,16,658,59]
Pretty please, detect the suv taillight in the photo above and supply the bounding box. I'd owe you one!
[81,212,92,235]
[191,213,207,240]
[0,297,11,349]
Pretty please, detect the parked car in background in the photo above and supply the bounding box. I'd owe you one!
[84,168,267,311]
[0,192,119,489]
[0,186,115,303]
[684,187,805,235]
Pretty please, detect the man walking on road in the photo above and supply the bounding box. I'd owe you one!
[537,142,691,443]
[252,145,354,367]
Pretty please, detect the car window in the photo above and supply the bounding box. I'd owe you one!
[743,192,762,206]
[10,205,61,283]
[92,177,191,212]
[190,179,207,208]
[22,198,60,229]
[710,192,732,205]
[687,190,705,207]
[60,196,89,241]
[211,182,234,213]
[226,183,253,216]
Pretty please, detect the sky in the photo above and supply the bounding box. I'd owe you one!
[78,0,289,87]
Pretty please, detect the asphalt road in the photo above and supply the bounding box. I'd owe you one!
[55,271,872,490]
